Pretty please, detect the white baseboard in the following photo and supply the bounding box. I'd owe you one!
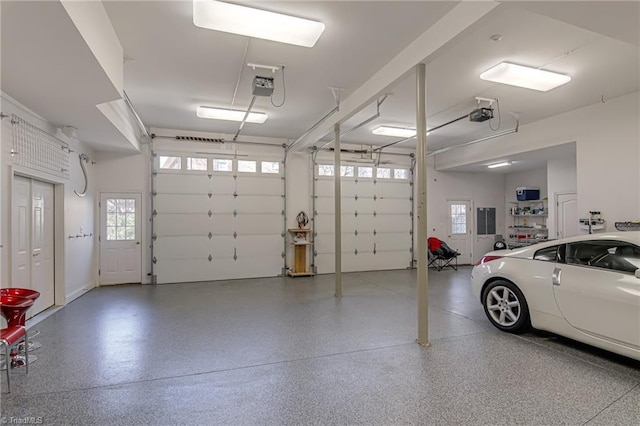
[65,283,95,304]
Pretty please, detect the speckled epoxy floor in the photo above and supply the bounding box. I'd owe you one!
[2,268,639,425]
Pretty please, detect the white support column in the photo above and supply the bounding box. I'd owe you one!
[334,123,342,297]
[416,63,429,347]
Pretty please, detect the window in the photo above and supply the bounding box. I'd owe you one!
[394,168,409,180]
[159,156,181,170]
[376,168,391,179]
[534,245,559,262]
[238,160,256,173]
[340,166,354,177]
[106,198,136,241]
[358,166,373,178]
[186,157,207,171]
[261,161,280,174]
[212,159,233,172]
[566,240,640,273]
[318,165,334,176]
[450,204,467,235]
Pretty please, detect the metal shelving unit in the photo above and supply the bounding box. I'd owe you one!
[507,200,548,248]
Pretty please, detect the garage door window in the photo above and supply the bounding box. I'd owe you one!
[159,156,181,170]
[341,166,354,177]
[261,161,280,174]
[376,167,391,179]
[238,160,256,173]
[358,166,373,178]
[318,165,334,176]
[213,159,232,172]
[186,157,207,171]
[394,169,409,180]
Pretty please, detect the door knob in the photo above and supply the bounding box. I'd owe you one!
[136,241,141,245]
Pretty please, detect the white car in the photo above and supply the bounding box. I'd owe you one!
[471,231,640,361]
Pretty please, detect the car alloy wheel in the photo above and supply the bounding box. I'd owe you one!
[482,280,530,333]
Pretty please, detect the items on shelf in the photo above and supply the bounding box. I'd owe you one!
[507,198,548,248]
[579,211,605,234]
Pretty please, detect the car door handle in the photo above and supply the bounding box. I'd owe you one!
[552,267,562,286]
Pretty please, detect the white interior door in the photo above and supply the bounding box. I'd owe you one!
[557,193,578,238]
[12,176,55,316]
[446,200,473,265]
[100,193,142,285]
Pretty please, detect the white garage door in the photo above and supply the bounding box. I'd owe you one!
[153,153,284,284]
[314,162,413,273]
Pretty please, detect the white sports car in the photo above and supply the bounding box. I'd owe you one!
[471,231,640,361]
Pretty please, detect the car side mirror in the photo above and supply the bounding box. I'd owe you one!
[636,269,640,279]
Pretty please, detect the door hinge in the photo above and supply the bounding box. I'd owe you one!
[98,235,101,242]
[99,201,101,208]
[98,269,101,276]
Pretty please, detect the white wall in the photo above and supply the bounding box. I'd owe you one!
[1,93,97,303]
[426,160,506,263]
[93,146,151,282]
[435,91,640,231]
[547,153,577,238]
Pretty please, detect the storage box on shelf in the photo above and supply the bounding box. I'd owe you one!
[507,199,548,248]
[287,229,314,277]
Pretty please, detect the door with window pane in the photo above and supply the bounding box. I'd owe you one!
[446,200,472,265]
[100,193,142,285]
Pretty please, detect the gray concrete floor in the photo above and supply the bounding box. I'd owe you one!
[1,267,639,425]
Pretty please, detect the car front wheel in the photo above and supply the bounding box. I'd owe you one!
[482,280,530,333]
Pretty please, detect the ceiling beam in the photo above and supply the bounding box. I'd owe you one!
[289,0,499,151]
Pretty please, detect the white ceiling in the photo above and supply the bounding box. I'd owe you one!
[2,1,639,171]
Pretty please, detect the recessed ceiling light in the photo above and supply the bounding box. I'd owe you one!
[480,62,571,92]
[372,126,416,138]
[193,0,325,48]
[487,161,512,169]
[196,106,268,123]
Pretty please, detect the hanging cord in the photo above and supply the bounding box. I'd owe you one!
[271,66,286,108]
[488,98,501,131]
[296,211,309,229]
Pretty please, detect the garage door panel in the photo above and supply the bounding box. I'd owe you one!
[235,214,282,233]
[155,236,210,259]
[236,235,283,256]
[155,194,210,214]
[211,197,234,213]
[341,181,358,197]
[155,214,211,236]
[374,215,411,233]
[235,195,282,212]
[375,200,411,215]
[211,176,235,193]
[155,259,213,284]
[155,174,209,194]
[376,233,412,250]
[237,176,282,195]
[378,182,411,198]
[315,214,357,230]
[315,180,334,196]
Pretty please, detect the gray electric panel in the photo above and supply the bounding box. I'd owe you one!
[477,207,496,235]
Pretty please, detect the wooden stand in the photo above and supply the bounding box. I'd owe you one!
[287,229,314,277]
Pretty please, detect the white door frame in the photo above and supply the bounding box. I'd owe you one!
[9,170,66,308]
[555,191,578,239]
[99,192,143,285]
[446,198,473,264]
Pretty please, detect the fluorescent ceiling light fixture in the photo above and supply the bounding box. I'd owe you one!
[196,106,268,123]
[372,126,416,138]
[487,161,512,169]
[193,0,325,48]
[480,62,571,92]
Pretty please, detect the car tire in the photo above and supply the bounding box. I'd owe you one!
[481,280,531,333]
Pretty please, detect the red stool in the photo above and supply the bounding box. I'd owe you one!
[1,297,33,393]
[1,325,29,393]
[1,288,42,351]
[0,288,40,326]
